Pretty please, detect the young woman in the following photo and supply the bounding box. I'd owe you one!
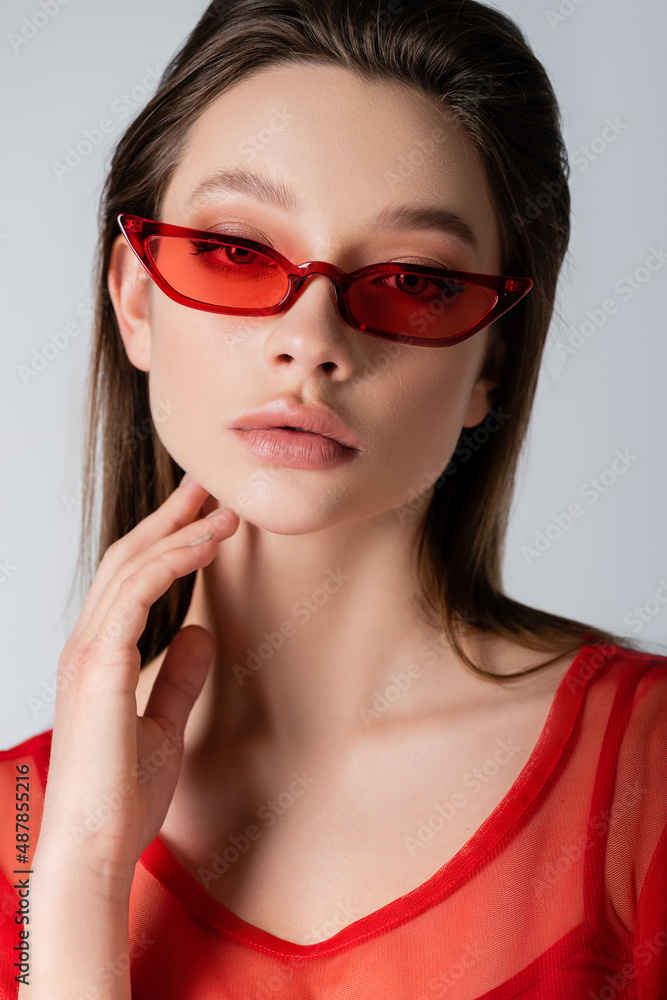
[2,0,665,997]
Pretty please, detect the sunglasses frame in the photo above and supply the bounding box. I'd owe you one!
[116,213,533,348]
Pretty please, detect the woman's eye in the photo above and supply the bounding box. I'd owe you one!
[189,241,260,265]
[375,271,465,301]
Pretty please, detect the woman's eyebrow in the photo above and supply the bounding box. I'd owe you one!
[185,166,300,213]
[369,204,479,255]
[184,166,479,255]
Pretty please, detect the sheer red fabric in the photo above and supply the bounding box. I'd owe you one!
[2,638,666,998]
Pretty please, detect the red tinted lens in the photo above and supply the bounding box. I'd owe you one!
[347,270,497,340]
[145,234,289,308]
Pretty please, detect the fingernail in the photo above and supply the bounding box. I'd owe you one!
[189,531,213,546]
[178,472,193,488]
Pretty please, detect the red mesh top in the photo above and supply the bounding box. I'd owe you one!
[1,637,666,998]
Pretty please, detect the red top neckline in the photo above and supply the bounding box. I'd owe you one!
[138,633,610,960]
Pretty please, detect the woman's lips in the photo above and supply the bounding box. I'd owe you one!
[230,427,359,470]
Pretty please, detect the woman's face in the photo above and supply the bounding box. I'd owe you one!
[109,62,504,534]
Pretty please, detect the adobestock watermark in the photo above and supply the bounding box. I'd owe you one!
[360,338,408,378]
[86,586,151,655]
[69,727,186,847]
[244,959,307,1000]
[623,577,667,634]
[349,0,404,48]
[394,405,511,524]
[404,736,522,857]
[548,244,666,376]
[564,640,616,695]
[30,571,172,720]
[219,464,284,516]
[60,396,180,514]
[384,74,500,190]
[0,558,17,586]
[384,120,448,189]
[359,662,423,725]
[512,117,629,230]
[587,920,667,1000]
[16,296,93,385]
[422,940,488,999]
[359,619,476,725]
[233,567,351,684]
[513,115,627,233]
[400,280,482,341]
[470,73,503,100]
[511,178,565,232]
[531,779,649,899]
[571,116,629,172]
[296,898,362,948]
[62,398,281,519]
[8,0,73,54]
[13,921,155,994]
[51,65,162,181]
[237,106,294,161]
[197,771,315,889]
[29,598,156,719]
[184,452,317,521]
[242,900,362,996]
[545,0,589,30]
[27,657,78,718]
[520,448,638,566]
[66,930,155,1000]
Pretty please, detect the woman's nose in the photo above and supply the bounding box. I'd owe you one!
[261,273,356,379]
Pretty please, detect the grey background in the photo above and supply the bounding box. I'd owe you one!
[1,0,666,749]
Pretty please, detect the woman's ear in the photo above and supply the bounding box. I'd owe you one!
[461,328,507,429]
[107,233,153,372]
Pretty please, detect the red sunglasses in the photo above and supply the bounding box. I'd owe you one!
[116,213,533,348]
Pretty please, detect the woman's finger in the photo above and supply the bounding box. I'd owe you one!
[68,478,210,642]
[142,623,214,737]
[71,512,239,667]
[75,506,238,651]
[68,487,236,648]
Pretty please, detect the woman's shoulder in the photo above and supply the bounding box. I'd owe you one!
[556,637,667,743]
[509,631,667,694]
[580,636,667,700]
[579,640,667,939]
[599,639,667,759]
[479,632,667,745]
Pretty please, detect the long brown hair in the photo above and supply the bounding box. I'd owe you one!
[67,0,647,682]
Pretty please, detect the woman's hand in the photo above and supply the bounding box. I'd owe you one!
[34,476,239,890]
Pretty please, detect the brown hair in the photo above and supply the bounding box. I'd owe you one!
[67,0,646,682]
